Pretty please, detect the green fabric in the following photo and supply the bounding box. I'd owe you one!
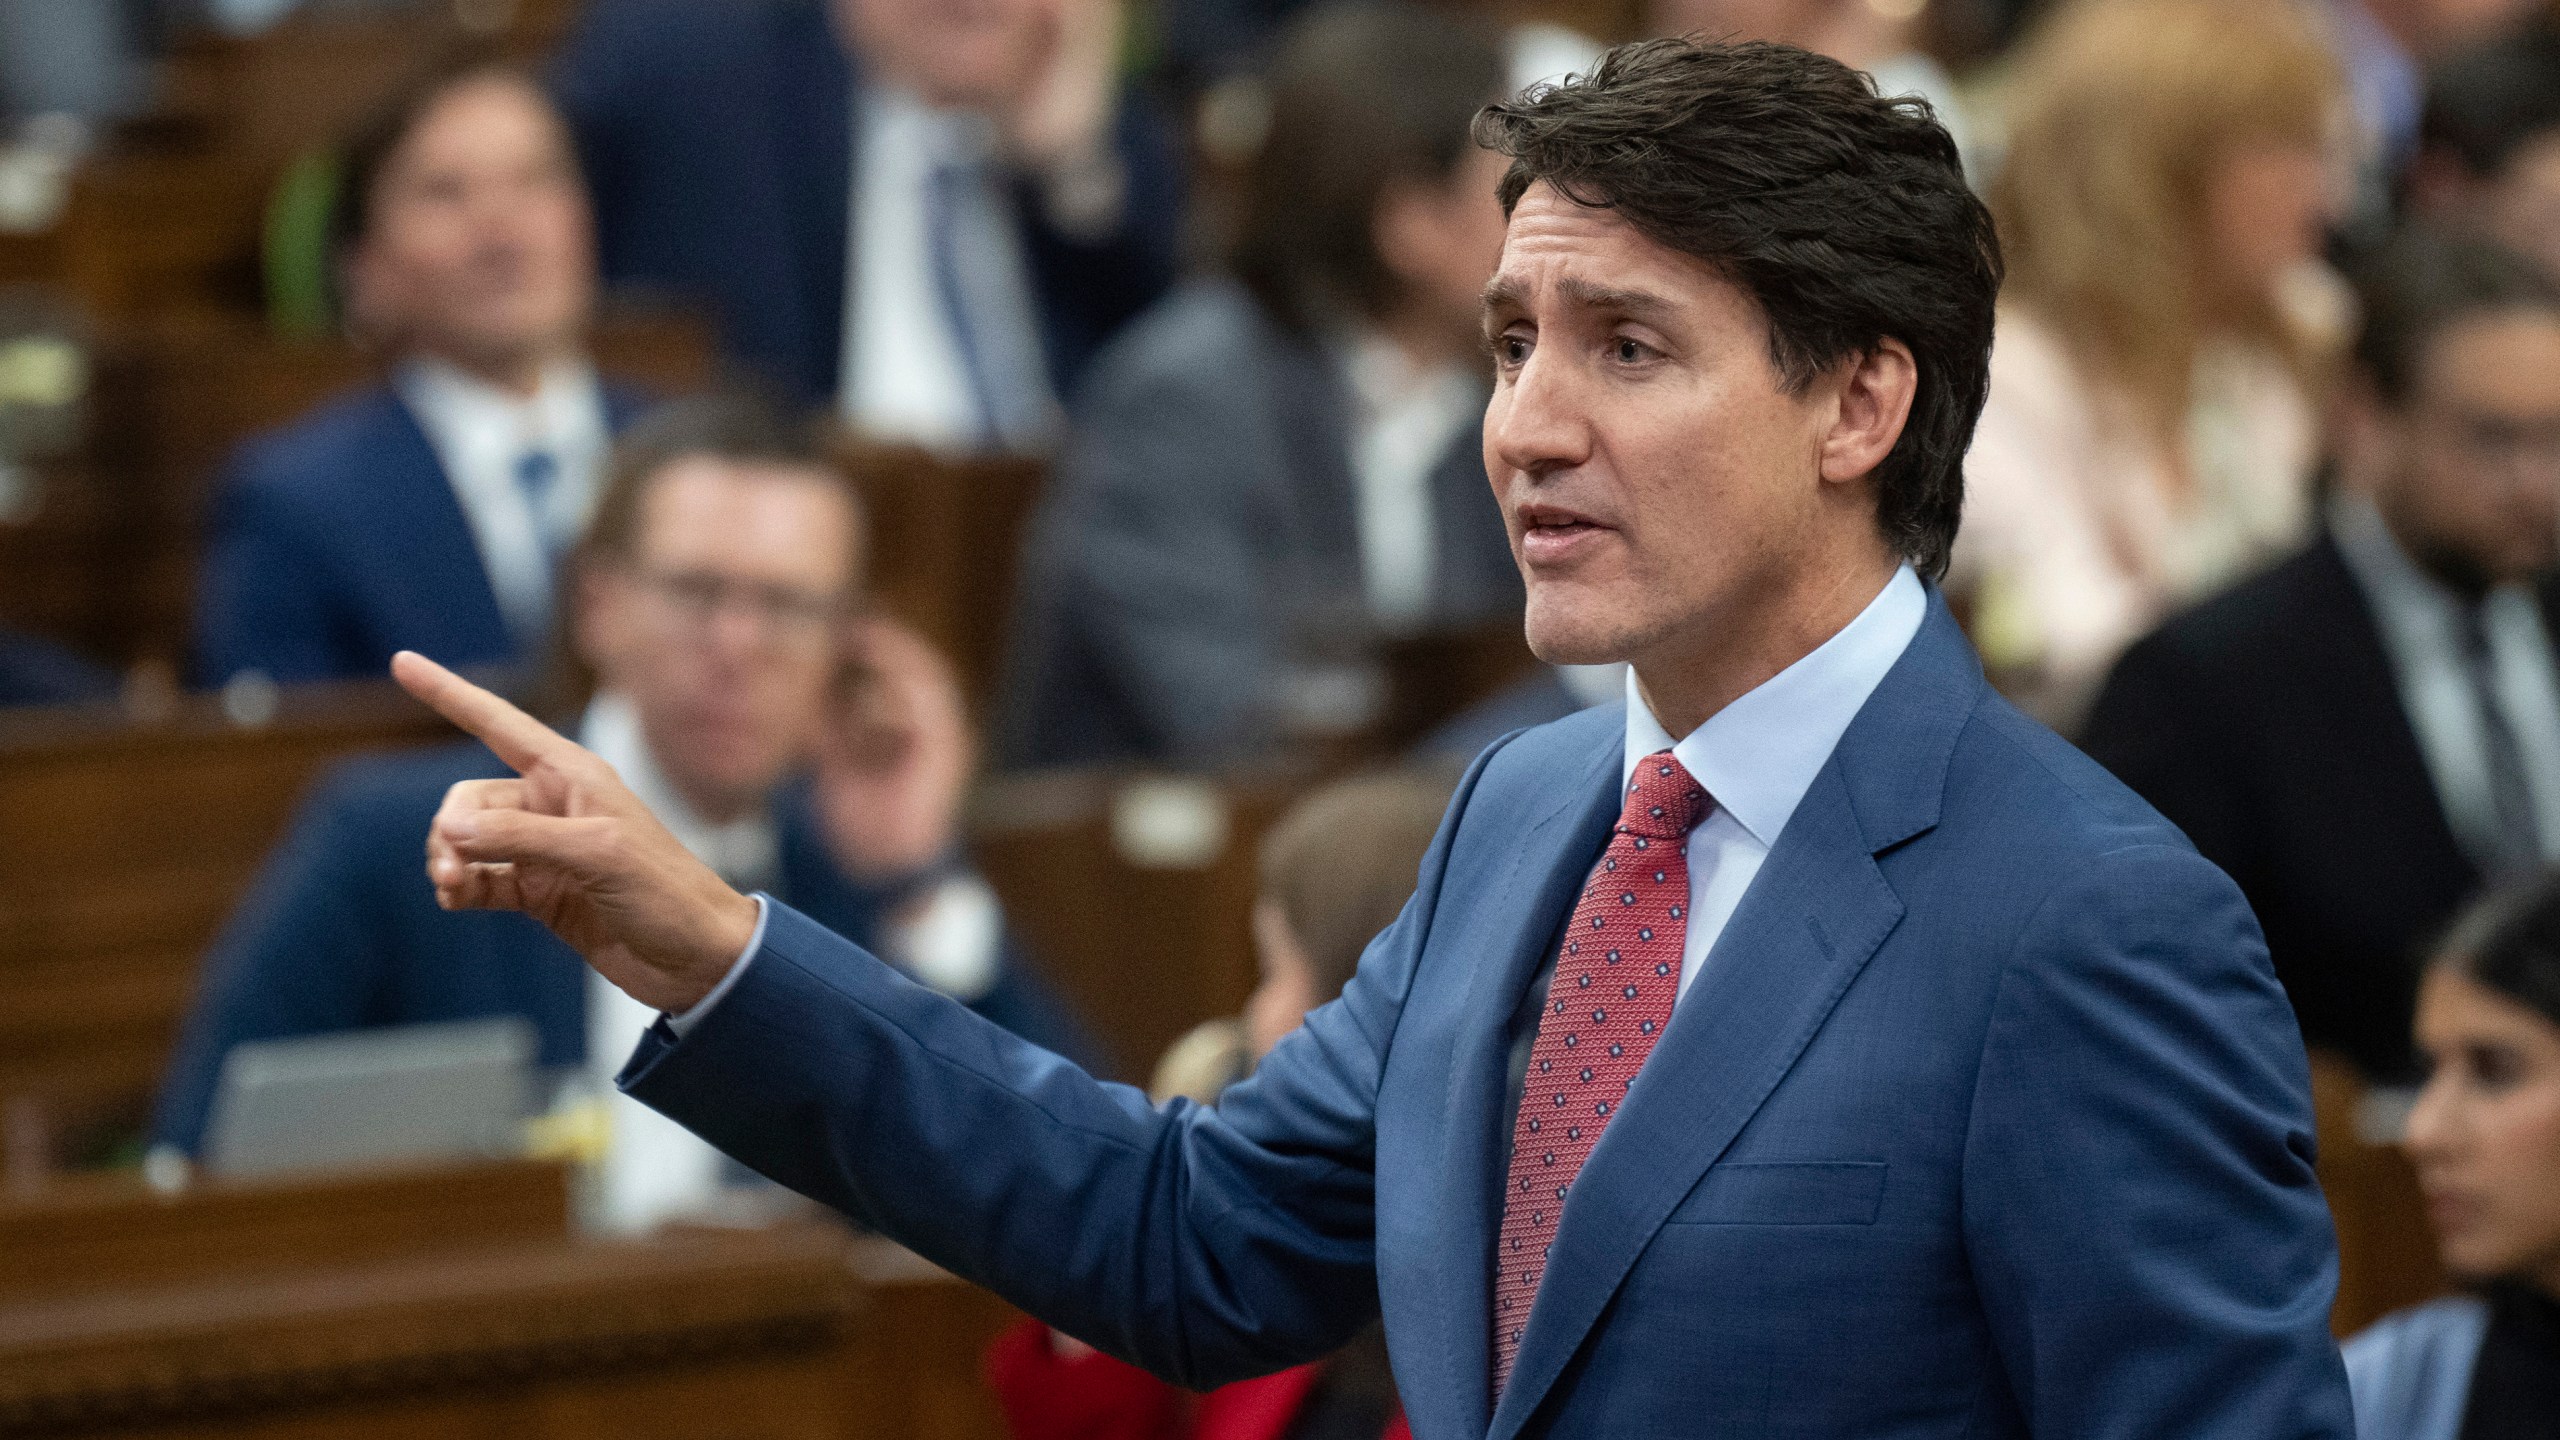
[264,149,340,338]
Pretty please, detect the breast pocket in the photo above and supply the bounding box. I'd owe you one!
[1664,1161,1888,1226]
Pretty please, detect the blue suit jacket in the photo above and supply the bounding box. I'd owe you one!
[191,383,650,687]
[152,741,1099,1154]
[619,592,2353,1437]
[550,0,1184,405]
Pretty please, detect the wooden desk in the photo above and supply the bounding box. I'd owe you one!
[0,1158,1016,1440]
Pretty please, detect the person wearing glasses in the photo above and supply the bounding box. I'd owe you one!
[153,395,1096,1227]
[2084,227,2560,1084]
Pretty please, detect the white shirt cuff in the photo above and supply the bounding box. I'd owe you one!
[664,892,769,1036]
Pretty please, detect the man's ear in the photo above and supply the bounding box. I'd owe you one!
[1818,338,1919,487]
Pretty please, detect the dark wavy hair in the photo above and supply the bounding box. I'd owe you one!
[2438,872,2560,1032]
[1473,39,2000,579]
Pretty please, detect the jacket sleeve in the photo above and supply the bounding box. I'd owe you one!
[619,738,1501,1388]
[150,769,399,1153]
[1960,841,2353,1437]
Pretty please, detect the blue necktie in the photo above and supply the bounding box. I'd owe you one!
[925,160,1009,449]
[515,448,567,567]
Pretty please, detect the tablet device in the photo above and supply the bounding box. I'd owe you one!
[202,1016,536,1178]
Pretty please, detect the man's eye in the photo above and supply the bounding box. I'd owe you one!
[1612,337,1648,363]
[1498,336,1530,365]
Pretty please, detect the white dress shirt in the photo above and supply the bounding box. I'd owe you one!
[842,84,1055,453]
[580,692,778,1234]
[394,356,609,643]
[2331,496,2560,870]
[1625,565,1928,998]
[1338,331,1481,632]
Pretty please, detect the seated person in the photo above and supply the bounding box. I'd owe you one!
[997,3,1521,768]
[2411,24,2560,283]
[155,394,1097,1230]
[0,628,116,707]
[985,768,1454,1440]
[2343,869,2560,1438]
[2082,228,2560,1081]
[550,0,1182,440]
[194,55,651,689]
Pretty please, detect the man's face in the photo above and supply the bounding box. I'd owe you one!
[1480,184,1860,670]
[834,0,1055,109]
[2366,309,2560,590]
[344,75,594,376]
[578,459,862,818]
[2485,132,2560,286]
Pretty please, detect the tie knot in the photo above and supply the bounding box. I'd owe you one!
[1620,750,1708,839]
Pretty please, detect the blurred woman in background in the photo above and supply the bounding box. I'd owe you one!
[2347,871,2560,1437]
[1955,0,2350,729]
[985,769,1454,1440]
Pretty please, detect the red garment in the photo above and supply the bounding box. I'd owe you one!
[985,1319,1410,1440]
[1491,750,1706,1393]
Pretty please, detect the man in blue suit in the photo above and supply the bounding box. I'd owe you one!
[550,0,1181,439]
[196,59,652,689]
[161,396,1095,1226]
[392,41,2354,1433]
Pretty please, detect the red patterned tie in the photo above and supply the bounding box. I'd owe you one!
[1490,749,1709,1398]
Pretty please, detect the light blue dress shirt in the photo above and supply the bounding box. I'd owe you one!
[1625,564,1928,997]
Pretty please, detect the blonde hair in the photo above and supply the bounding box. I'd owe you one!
[1991,0,2343,446]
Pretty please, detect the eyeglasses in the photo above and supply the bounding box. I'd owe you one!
[2423,409,2560,481]
[628,566,850,640]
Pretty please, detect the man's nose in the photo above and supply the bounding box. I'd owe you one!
[1487,349,1591,481]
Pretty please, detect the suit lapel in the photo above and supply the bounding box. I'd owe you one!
[375,392,510,654]
[1483,593,1981,1440]
[1412,732,1620,1440]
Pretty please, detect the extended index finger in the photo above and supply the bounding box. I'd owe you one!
[391,651,571,774]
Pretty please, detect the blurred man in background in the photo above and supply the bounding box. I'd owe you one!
[998,2,1522,768]
[551,0,1182,449]
[159,396,1094,1229]
[2084,228,2560,1082]
[194,58,647,688]
[2412,24,2560,282]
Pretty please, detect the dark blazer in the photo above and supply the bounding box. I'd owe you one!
[191,383,650,688]
[550,0,1183,405]
[998,281,1522,768]
[624,590,2352,1436]
[2081,532,2490,1081]
[151,741,1099,1154]
[0,629,116,707]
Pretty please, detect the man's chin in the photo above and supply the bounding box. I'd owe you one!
[1522,598,1636,668]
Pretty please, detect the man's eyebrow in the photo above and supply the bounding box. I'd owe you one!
[1555,276,1680,322]
[1476,275,1682,323]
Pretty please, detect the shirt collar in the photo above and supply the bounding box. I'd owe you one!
[578,691,779,890]
[1623,564,1928,847]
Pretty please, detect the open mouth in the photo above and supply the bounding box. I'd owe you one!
[1517,502,1611,563]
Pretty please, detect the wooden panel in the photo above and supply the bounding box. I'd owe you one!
[835,445,1046,714]
[0,1223,865,1440]
[0,1160,572,1303]
[2311,1053,2446,1336]
[972,769,1309,1082]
